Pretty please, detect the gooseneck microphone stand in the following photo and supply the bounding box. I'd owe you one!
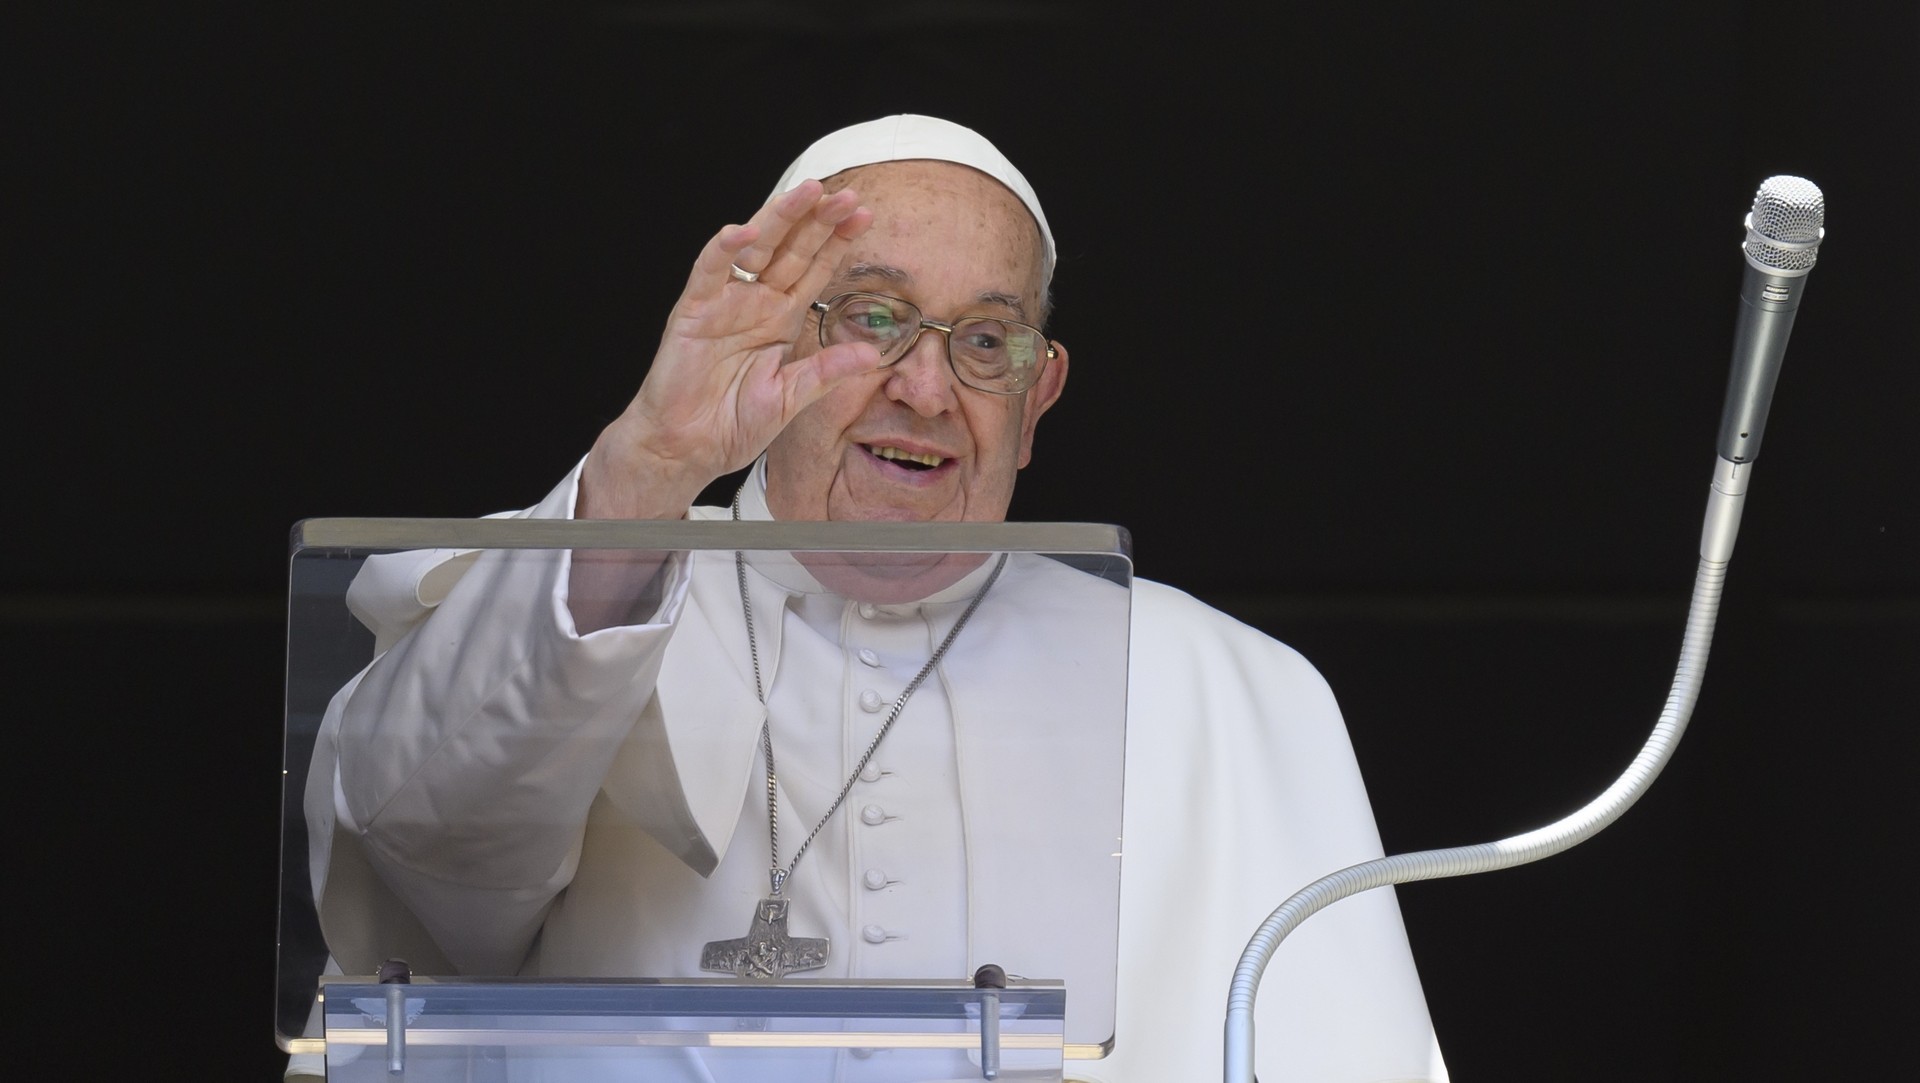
[1223,175,1828,1083]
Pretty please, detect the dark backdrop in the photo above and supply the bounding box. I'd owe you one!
[7,3,1915,1080]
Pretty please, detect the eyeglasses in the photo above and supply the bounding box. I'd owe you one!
[810,292,1055,396]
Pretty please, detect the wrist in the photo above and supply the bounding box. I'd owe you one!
[579,419,712,520]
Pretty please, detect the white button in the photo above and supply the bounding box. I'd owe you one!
[859,763,883,783]
[863,869,889,890]
[858,689,885,713]
[857,602,877,619]
[860,804,887,825]
[862,924,889,944]
[858,648,881,667]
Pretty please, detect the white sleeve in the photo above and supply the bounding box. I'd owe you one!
[323,460,695,975]
[1094,580,1445,1083]
[342,485,541,658]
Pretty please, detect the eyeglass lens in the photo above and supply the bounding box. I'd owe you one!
[820,294,1044,394]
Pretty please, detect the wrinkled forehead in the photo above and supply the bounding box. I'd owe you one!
[822,160,1046,288]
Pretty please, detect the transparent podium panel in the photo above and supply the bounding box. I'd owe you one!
[322,978,1065,1082]
[278,518,1132,1075]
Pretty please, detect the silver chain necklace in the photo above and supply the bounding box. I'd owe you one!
[699,490,1007,978]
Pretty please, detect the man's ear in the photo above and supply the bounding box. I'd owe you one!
[1016,339,1069,469]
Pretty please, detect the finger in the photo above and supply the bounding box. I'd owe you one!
[786,207,873,304]
[833,206,874,240]
[683,222,761,302]
[756,189,862,292]
[775,341,884,419]
[729,180,826,276]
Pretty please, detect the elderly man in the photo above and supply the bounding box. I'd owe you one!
[304,116,1446,1083]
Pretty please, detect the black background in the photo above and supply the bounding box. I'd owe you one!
[6,3,1915,1080]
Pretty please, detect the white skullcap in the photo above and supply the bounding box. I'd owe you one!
[771,114,1055,287]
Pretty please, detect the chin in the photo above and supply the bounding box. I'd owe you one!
[832,498,961,524]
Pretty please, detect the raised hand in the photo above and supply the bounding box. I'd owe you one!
[580,180,878,521]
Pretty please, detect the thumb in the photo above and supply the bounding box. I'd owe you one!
[776,341,884,420]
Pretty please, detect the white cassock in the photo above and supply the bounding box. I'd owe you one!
[304,459,1447,1083]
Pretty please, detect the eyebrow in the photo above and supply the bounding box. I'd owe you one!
[972,291,1029,320]
[838,263,1031,321]
[840,262,911,285]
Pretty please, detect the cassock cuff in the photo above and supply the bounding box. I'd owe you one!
[540,455,695,640]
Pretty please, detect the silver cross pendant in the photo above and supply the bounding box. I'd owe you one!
[700,897,830,978]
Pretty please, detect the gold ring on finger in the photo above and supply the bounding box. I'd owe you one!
[729,263,761,284]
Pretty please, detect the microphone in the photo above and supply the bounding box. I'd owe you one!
[1222,176,1828,1083]
[1701,175,1826,564]
[1721,175,1826,463]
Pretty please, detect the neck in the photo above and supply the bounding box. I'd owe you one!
[740,456,994,603]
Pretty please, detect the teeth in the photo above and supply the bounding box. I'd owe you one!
[868,445,945,468]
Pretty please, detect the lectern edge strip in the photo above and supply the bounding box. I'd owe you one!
[292,517,1131,559]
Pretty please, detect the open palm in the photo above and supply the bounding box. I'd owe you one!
[585,181,878,519]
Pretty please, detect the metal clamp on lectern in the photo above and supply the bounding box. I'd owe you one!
[975,964,1006,1080]
[379,959,410,1075]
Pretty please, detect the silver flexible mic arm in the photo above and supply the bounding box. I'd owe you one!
[1223,176,1826,1083]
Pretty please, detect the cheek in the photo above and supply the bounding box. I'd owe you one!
[962,396,1026,469]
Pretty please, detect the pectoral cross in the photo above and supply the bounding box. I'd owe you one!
[700,897,830,978]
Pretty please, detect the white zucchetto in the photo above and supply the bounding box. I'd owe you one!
[771,114,1055,287]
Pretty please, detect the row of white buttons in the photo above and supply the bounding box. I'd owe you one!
[860,725,898,928]
[849,606,913,949]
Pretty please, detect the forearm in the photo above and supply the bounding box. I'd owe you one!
[567,418,714,633]
[567,549,674,635]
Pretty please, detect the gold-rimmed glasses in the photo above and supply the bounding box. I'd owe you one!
[810,292,1055,396]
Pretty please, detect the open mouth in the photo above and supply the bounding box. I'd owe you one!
[863,444,946,472]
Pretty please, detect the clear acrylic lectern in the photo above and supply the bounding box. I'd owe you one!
[278,517,1131,1080]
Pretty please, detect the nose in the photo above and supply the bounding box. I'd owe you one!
[884,326,959,418]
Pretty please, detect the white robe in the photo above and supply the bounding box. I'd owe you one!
[304,460,1447,1083]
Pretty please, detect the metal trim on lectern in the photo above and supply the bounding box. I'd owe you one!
[293,517,1132,557]
[293,976,1109,1059]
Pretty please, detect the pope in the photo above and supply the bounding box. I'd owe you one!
[303,115,1448,1083]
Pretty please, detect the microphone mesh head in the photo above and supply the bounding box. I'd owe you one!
[1744,175,1825,274]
